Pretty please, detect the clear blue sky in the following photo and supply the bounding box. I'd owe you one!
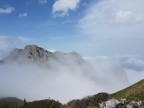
[0,0,144,57]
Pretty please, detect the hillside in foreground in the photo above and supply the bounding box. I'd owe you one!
[0,79,143,108]
[112,79,144,101]
[64,79,144,108]
[111,79,144,108]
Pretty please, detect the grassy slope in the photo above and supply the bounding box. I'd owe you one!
[112,79,144,107]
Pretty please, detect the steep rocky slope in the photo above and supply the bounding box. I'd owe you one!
[0,45,86,67]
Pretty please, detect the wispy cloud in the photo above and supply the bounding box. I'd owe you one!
[38,0,48,4]
[78,0,144,39]
[115,10,144,23]
[52,0,81,17]
[0,6,15,14]
[0,36,30,58]
[19,12,28,18]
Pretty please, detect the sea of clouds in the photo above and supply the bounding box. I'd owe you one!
[0,50,143,103]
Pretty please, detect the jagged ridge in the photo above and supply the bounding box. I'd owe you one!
[1,45,85,65]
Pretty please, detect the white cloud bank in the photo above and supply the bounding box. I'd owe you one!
[0,43,143,103]
[0,58,129,103]
[85,55,144,84]
[0,6,15,14]
[52,0,80,16]
[78,0,144,39]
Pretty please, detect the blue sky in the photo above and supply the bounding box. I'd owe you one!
[0,0,144,57]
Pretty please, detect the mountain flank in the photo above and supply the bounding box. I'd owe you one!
[1,45,85,66]
[112,79,144,104]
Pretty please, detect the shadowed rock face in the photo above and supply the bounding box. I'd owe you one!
[2,45,53,63]
[21,45,52,61]
[1,45,85,65]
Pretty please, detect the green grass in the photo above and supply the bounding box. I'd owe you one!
[111,79,144,107]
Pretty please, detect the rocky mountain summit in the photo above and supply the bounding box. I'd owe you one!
[1,45,85,66]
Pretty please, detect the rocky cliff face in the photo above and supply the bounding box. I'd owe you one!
[1,45,85,66]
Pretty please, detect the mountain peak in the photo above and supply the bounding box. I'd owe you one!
[1,45,85,65]
[24,45,43,51]
[22,45,51,59]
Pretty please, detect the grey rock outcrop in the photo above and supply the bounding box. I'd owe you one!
[1,45,86,66]
[105,98,120,108]
[99,98,142,108]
